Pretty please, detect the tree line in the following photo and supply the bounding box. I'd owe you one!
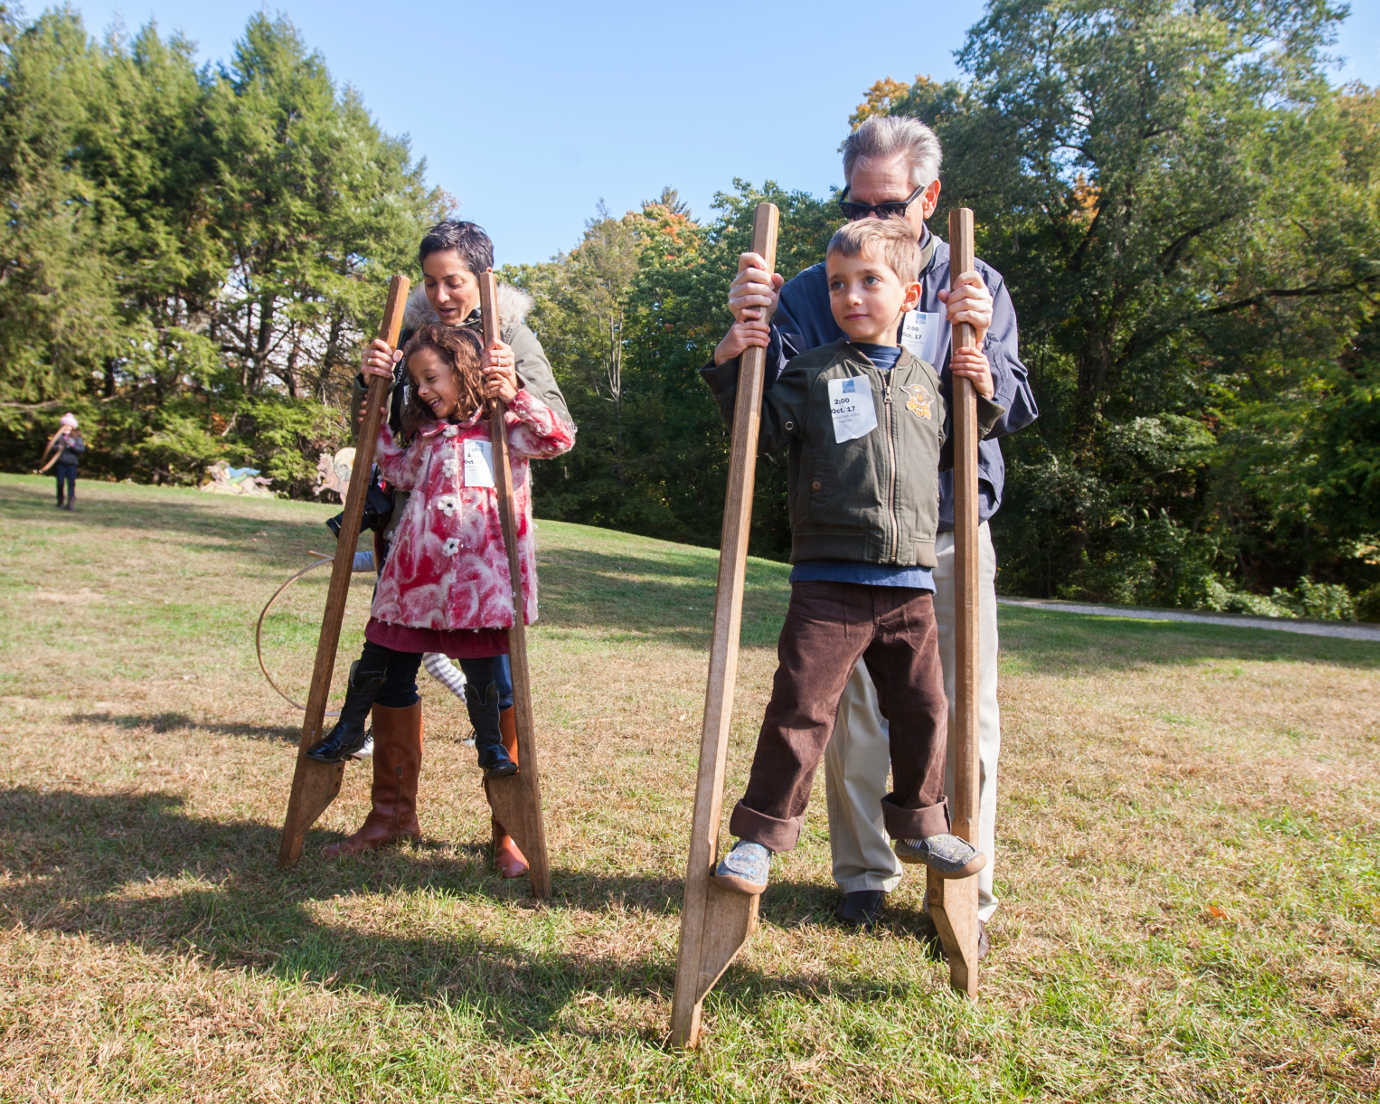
[2,2,1376,618]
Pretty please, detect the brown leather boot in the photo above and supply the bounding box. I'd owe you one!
[323,702,422,858]
[490,706,530,878]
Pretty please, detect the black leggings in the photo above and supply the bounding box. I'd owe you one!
[366,641,506,710]
[54,463,77,505]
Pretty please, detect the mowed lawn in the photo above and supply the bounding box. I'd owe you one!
[0,473,1376,1103]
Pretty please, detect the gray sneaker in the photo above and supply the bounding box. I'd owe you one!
[349,733,374,760]
[712,840,771,895]
[894,834,986,878]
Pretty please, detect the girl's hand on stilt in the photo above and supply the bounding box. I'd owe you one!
[361,337,401,382]
[713,318,771,365]
[483,341,519,403]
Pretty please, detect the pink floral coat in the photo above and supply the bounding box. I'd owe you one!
[370,390,574,632]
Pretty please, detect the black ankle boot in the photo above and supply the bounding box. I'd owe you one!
[466,680,516,779]
[308,655,388,762]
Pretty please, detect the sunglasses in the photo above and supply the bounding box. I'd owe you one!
[839,182,926,221]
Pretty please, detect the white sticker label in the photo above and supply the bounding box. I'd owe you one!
[901,310,945,366]
[827,377,877,443]
[463,438,495,488]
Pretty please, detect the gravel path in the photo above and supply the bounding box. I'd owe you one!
[998,597,1380,643]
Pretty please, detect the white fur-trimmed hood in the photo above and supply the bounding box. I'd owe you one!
[403,282,534,332]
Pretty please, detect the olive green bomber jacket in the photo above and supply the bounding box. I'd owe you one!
[703,339,1003,569]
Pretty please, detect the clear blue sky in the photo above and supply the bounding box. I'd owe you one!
[55,0,1380,267]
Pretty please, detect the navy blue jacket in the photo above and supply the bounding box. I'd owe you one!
[766,230,1038,530]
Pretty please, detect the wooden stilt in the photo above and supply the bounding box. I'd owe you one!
[926,208,982,994]
[670,202,779,1048]
[278,275,410,869]
[478,271,551,899]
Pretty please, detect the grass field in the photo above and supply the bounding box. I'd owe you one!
[1,473,1376,1103]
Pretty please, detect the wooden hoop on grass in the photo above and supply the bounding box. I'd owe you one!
[255,553,360,715]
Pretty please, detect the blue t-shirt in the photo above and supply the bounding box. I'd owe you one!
[853,343,901,374]
[790,559,935,591]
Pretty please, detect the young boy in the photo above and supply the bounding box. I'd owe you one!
[702,217,1003,895]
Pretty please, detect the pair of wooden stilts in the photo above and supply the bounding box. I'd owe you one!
[276,209,984,1048]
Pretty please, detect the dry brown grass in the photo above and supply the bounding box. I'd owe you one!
[1,473,1376,1102]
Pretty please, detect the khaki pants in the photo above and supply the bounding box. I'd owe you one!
[824,523,1002,921]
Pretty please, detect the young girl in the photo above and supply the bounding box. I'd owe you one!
[39,413,85,510]
[308,322,573,790]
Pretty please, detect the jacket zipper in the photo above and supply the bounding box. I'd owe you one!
[883,375,898,561]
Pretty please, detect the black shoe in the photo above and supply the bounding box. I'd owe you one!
[466,678,515,778]
[477,742,517,779]
[306,657,387,762]
[307,723,371,762]
[834,890,885,930]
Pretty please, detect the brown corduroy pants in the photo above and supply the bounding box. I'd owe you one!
[729,580,951,853]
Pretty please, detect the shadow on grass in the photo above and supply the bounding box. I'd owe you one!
[0,786,932,1041]
[69,711,300,743]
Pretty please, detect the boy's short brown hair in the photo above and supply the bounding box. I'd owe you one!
[826,218,920,285]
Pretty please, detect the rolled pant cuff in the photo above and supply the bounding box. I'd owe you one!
[881,794,950,840]
[728,800,802,853]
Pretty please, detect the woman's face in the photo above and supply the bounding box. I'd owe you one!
[421,249,480,326]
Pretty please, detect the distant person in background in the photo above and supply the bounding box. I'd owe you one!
[38,413,85,510]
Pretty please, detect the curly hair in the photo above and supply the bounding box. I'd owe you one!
[399,324,485,436]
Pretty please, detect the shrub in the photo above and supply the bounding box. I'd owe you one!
[1356,583,1380,623]
[1285,576,1356,622]
[227,397,348,498]
[134,410,228,485]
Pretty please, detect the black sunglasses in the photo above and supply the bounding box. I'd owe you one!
[839,182,926,221]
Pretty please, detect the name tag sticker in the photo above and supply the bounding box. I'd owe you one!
[463,438,496,488]
[827,377,878,443]
[901,310,945,365]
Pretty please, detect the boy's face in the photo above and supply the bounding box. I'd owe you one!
[422,248,480,326]
[409,345,463,421]
[826,247,921,346]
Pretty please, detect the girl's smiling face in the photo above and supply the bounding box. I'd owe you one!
[409,346,463,421]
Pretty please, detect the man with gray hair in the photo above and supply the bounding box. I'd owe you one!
[712,114,1038,951]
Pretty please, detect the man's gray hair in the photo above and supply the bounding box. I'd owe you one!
[842,116,943,191]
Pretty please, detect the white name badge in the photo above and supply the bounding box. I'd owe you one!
[901,310,945,366]
[828,376,877,443]
[463,438,496,488]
